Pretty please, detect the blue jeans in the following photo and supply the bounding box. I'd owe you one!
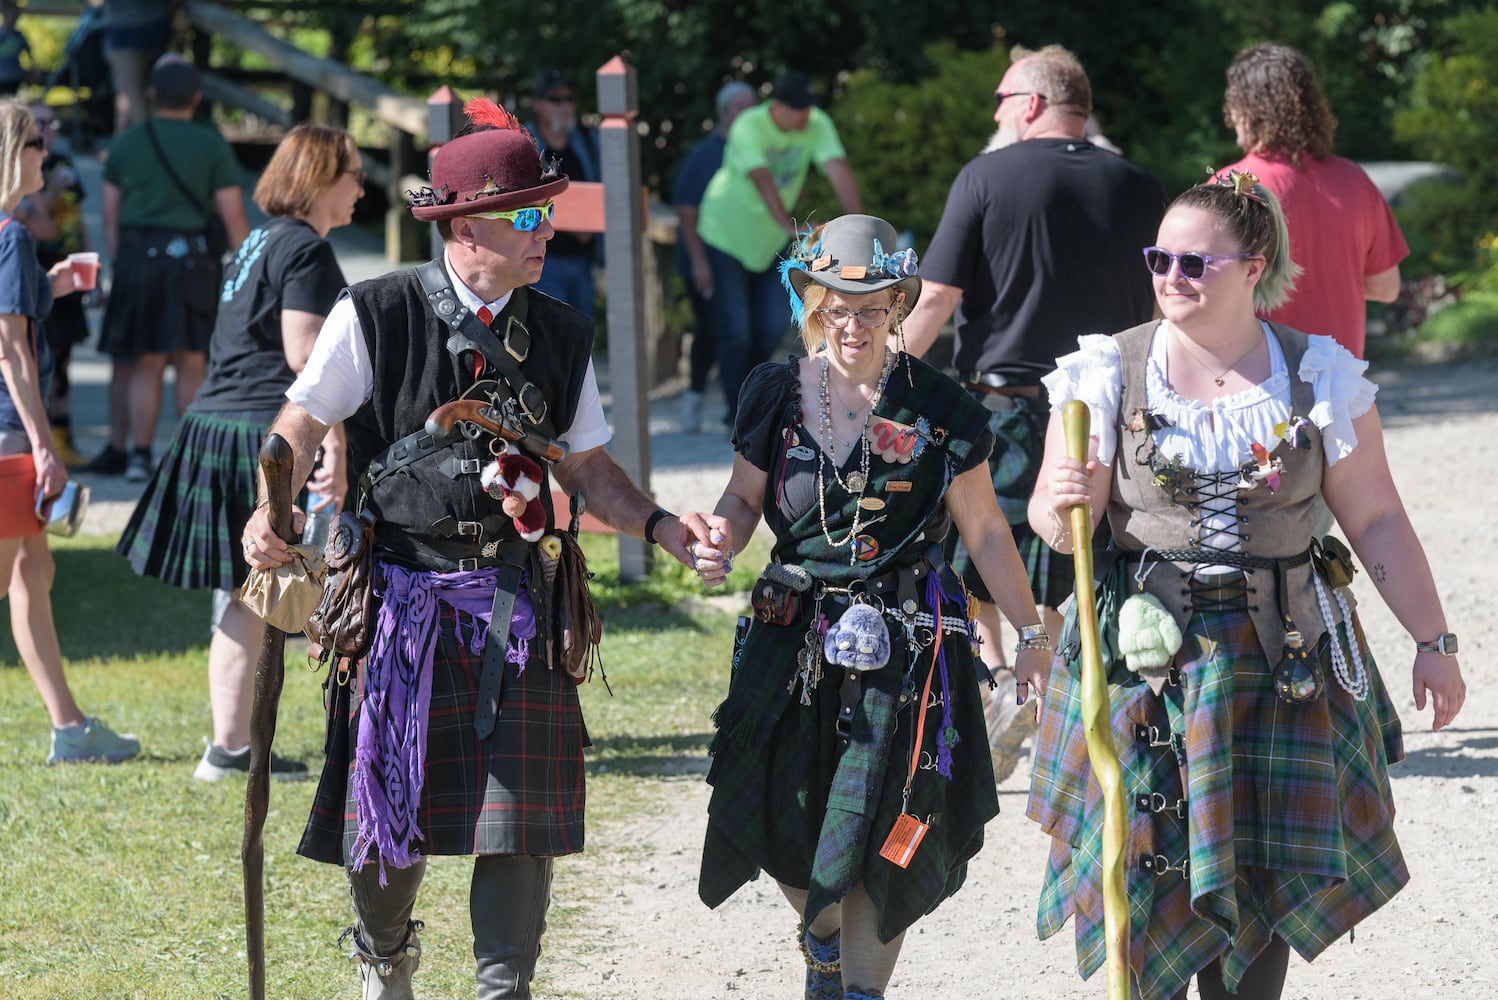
[707,244,789,424]
[532,254,595,320]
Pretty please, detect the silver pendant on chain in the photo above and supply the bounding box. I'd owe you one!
[846,471,867,493]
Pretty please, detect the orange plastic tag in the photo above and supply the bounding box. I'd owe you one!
[885,480,913,493]
[839,265,867,279]
[879,813,929,869]
[811,255,833,271]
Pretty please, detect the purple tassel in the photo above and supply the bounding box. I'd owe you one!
[924,571,961,779]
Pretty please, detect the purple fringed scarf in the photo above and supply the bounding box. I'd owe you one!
[924,571,961,779]
[350,560,536,884]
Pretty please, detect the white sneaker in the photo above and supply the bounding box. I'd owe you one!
[680,389,704,433]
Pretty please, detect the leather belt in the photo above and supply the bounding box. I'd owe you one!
[476,561,525,740]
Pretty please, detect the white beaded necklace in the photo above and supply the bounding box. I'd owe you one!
[816,350,894,555]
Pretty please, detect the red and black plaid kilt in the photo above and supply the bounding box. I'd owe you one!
[1027,601,1406,999]
[299,604,588,866]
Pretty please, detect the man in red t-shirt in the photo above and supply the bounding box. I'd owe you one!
[1222,44,1408,357]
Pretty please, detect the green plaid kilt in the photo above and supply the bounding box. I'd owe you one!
[947,391,1075,609]
[700,607,999,942]
[1026,598,1405,999]
[117,407,279,592]
[298,600,588,866]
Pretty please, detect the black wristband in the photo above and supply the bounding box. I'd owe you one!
[643,508,673,545]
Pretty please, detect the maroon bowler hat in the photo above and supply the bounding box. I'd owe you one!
[409,98,570,222]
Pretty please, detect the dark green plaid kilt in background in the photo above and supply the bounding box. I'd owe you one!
[700,605,1000,943]
[116,407,278,592]
[298,600,588,866]
[1026,595,1406,999]
[947,391,1074,609]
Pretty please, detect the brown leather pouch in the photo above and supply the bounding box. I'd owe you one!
[305,510,377,662]
[750,563,813,626]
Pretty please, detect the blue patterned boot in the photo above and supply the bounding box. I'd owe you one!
[843,992,884,999]
[799,922,843,1000]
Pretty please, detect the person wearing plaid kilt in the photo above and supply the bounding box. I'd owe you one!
[117,123,363,783]
[684,214,1053,1000]
[242,99,708,1000]
[1025,173,1466,999]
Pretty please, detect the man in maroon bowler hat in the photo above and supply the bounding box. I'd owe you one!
[241,97,714,999]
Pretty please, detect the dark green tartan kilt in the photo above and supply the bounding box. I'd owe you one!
[700,613,1000,943]
[1026,600,1406,999]
[116,407,279,593]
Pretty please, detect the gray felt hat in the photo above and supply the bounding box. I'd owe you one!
[784,214,921,310]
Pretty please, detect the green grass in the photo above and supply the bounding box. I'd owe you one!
[0,532,762,999]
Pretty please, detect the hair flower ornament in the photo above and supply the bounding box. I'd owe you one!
[870,239,919,279]
[406,184,455,209]
[1206,166,1267,204]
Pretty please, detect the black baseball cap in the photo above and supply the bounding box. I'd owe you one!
[771,71,817,110]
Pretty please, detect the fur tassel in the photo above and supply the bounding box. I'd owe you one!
[463,96,525,133]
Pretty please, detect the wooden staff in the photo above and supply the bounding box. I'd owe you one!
[243,433,296,1000]
[1062,399,1130,1000]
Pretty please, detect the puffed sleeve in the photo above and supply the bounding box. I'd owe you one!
[1298,335,1377,466]
[731,360,800,472]
[1040,334,1124,466]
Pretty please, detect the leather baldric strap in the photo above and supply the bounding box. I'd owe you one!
[413,259,558,442]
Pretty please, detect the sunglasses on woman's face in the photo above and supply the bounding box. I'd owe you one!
[1142,246,1257,280]
[22,136,45,151]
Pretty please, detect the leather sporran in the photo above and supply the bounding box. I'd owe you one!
[305,510,378,662]
[538,531,602,684]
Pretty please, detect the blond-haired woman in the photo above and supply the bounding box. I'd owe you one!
[117,123,363,781]
[687,214,1049,999]
[1026,174,1464,999]
[0,98,139,763]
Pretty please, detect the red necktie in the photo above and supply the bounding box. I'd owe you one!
[472,306,494,380]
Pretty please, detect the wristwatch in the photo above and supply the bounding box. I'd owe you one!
[1414,633,1458,656]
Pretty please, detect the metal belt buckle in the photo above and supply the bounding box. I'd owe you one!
[1140,853,1190,879]
[1134,791,1188,819]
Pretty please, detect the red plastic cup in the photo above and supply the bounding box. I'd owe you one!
[67,252,99,291]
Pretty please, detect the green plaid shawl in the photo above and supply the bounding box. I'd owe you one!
[1027,602,1406,998]
[700,355,998,940]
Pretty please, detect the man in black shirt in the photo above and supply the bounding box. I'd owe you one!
[524,67,599,319]
[903,44,1165,779]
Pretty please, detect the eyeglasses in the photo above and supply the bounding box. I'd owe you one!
[469,200,556,232]
[344,168,367,185]
[33,118,57,132]
[1142,246,1259,280]
[994,91,1042,109]
[815,305,893,328]
[22,136,44,151]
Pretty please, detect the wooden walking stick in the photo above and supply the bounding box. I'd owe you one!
[243,433,296,1000]
[1062,400,1130,1000]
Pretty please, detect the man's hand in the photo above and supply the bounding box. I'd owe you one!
[676,512,734,587]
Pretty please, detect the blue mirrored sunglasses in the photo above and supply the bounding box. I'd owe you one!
[469,200,556,232]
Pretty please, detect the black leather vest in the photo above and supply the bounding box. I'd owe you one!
[343,264,594,568]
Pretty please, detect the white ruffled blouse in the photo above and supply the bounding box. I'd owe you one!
[1043,321,1377,554]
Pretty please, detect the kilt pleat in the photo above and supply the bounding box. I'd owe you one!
[298,602,587,867]
[1027,603,1406,999]
[117,408,279,592]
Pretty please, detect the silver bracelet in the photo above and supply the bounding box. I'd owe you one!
[1015,623,1051,652]
[1046,506,1070,549]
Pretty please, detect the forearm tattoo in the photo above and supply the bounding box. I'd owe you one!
[1372,563,1387,584]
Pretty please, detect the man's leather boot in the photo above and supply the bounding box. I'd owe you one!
[471,854,553,999]
[346,859,427,1000]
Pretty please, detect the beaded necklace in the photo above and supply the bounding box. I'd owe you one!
[816,349,894,556]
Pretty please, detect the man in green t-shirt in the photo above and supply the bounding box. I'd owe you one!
[90,54,247,480]
[697,71,860,425]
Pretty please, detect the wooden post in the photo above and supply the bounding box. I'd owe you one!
[426,86,466,261]
[597,56,652,582]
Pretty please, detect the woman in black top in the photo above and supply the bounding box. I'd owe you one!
[118,122,363,781]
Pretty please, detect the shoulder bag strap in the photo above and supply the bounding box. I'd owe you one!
[413,258,557,440]
[143,121,212,228]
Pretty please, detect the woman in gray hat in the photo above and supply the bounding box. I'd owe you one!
[684,214,1049,999]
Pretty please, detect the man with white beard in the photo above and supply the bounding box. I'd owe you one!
[901,44,1164,782]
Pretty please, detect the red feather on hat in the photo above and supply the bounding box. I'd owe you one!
[463,97,525,133]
